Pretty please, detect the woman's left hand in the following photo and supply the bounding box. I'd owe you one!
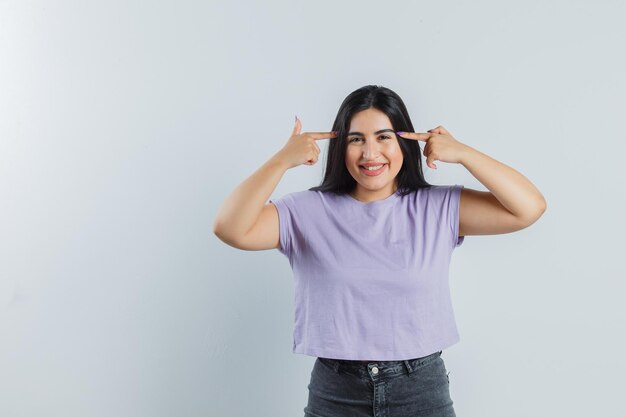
[396,126,470,169]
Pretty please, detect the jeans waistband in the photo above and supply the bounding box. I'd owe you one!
[318,350,443,378]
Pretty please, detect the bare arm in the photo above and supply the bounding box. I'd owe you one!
[456,147,547,237]
[212,155,289,246]
[397,125,546,237]
[213,117,336,248]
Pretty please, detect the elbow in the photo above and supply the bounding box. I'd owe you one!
[213,220,244,249]
[535,195,547,218]
[520,198,547,227]
[213,218,230,242]
[213,226,237,248]
[212,218,222,237]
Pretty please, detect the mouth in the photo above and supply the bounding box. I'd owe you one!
[359,163,388,176]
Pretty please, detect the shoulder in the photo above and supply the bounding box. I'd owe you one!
[270,189,324,209]
[414,184,463,200]
[424,184,463,193]
[408,185,463,220]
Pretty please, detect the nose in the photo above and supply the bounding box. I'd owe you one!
[362,139,381,159]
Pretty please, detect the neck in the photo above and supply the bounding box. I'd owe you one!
[350,185,398,202]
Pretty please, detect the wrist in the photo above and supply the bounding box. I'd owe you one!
[459,144,479,166]
[269,153,292,171]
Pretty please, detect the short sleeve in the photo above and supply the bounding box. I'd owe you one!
[448,184,465,248]
[268,194,296,261]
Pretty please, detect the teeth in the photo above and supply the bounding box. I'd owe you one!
[363,165,384,170]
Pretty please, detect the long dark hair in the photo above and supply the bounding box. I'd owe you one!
[308,85,431,196]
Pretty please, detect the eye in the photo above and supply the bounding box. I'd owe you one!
[348,135,391,143]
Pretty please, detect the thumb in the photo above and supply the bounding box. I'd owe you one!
[292,115,302,136]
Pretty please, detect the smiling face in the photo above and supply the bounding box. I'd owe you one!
[345,108,404,202]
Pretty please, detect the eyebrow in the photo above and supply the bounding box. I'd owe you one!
[347,129,395,136]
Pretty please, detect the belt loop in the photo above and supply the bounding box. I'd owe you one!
[332,360,340,373]
[403,359,413,374]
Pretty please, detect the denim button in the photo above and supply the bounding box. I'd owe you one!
[371,366,379,375]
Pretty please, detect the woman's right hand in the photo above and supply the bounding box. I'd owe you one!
[274,117,337,169]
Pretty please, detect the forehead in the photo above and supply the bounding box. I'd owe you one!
[348,108,392,131]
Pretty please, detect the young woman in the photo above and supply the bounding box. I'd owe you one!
[213,85,546,416]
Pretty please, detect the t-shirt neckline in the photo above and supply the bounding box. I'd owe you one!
[343,189,401,206]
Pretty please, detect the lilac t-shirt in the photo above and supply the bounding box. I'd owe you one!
[270,184,465,360]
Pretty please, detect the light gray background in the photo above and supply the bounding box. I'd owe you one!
[1,0,624,416]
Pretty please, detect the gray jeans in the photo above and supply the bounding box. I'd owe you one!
[304,351,456,417]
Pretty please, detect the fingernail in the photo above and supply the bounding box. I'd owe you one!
[332,131,338,135]
[396,131,405,136]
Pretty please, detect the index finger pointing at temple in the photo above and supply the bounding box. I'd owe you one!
[308,131,338,139]
[396,131,431,141]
